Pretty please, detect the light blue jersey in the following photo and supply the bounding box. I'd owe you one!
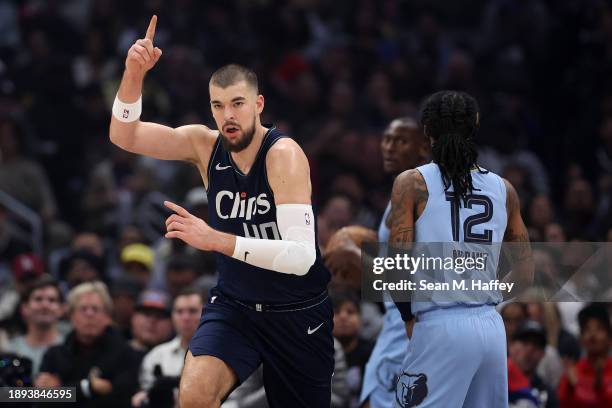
[411,162,507,316]
[360,203,410,408]
[395,163,509,408]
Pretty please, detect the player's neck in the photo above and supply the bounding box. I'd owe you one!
[230,124,268,173]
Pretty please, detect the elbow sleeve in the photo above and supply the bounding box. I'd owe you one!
[232,204,316,275]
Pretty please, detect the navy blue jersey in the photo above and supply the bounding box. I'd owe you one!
[206,126,330,303]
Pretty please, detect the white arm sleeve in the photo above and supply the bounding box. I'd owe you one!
[231,204,316,276]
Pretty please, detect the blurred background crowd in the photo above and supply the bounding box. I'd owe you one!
[0,0,611,407]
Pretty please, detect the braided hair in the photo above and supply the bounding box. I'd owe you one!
[421,91,483,201]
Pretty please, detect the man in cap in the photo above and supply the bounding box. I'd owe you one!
[121,243,154,288]
[131,288,204,407]
[2,253,45,317]
[509,320,559,408]
[0,253,47,346]
[110,276,143,338]
[122,289,174,407]
[129,289,173,353]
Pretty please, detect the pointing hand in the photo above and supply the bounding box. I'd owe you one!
[125,15,163,78]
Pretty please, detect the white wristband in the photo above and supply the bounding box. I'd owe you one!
[112,94,142,123]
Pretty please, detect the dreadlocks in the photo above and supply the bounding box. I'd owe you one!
[421,91,483,201]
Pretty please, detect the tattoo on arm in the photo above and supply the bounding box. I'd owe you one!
[390,170,423,247]
[505,227,533,263]
[501,179,534,298]
[413,174,429,207]
[397,227,413,243]
[388,170,424,319]
[503,179,532,263]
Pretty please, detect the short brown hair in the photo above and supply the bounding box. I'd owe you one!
[24,275,63,303]
[174,287,204,304]
[210,64,258,93]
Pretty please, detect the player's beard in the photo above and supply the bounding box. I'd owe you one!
[221,116,256,153]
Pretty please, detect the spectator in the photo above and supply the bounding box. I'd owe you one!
[129,290,173,353]
[528,195,555,233]
[1,253,44,317]
[60,250,105,289]
[36,281,133,407]
[0,116,57,220]
[508,355,540,408]
[110,276,143,339]
[165,255,199,298]
[317,215,334,250]
[509,320,559,408]
[5,275,65,376]
[71,232,106,259]
[118,225,148,252]
[531,249,559,297]
[184,186,209,222]
[47,231,107,282]
[562,178,597,239]
[557,301,587,339]
[544,223,566,243]
[527,302,581,386]
[132,288,204,407]
[501,302,528,346]
[320,194,356,233]
[121,243,154,288]
[558,304,612,407]
[324,228,383,342]
[0,253,47,343]
[11,253,46,296]
[332,290,374,408]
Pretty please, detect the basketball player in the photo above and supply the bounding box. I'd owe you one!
[389,91,533,407]
[109,16,333,408]
[337,118,429,408]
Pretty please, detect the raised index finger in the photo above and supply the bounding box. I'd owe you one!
[164,200,190,217]
[145,15,157,41]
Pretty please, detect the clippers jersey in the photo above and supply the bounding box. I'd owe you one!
[205,126,330,304]
[411,162,508,315]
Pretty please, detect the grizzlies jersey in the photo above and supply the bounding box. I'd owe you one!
[378,202,390,245]
[411,162,508,315]
[379,202,399,311]
[359,201,411,406]
[206,126,330,304]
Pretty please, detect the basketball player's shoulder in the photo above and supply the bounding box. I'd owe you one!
[500,177,520,213]
[181,124,218,146]
[266,137,308,169]
[394,168,427,193]
[391,168,428,207]
[178,124,219,165]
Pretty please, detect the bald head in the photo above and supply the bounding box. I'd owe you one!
[381,117,428,174]
[387,117,419,133]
